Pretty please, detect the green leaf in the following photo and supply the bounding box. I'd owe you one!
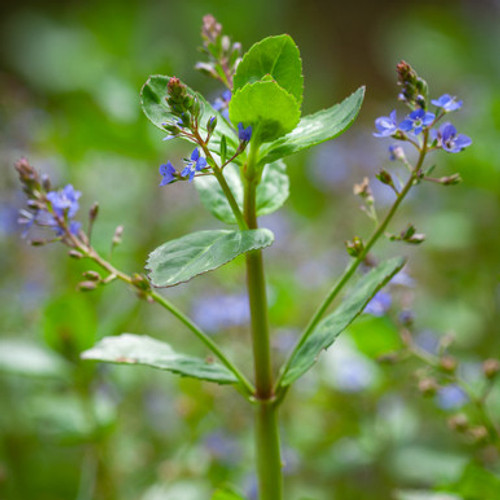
[0,338,69,378]
[195,160,289,224]
[81,334,238,384]
[395,492,462,500]
[234,34,304,106]
[258,86,365,165]
[212,488,246,500]
[140,75,239,159]
[279,256,405,387]
[146,229,274,287]
[229,81,301,143]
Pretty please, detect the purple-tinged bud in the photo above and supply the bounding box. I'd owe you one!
[440,355,457,374]
[399,310,415,326]
[448,414,468,433]
[468,426,488,443]
[418,378,438,397]
[68,249,84,259]
[112,225,124,246]
[483,359,500,379]
[195,62,219,79]
[82,271,101,282]
[406,233,426,244]
[89,202,99,222]
[167,77,187,99]
[376,169,396,190]
[345,237,364,258]
[78,281,98,292]
[396,60,429,109]
[440,174,462,186]
[207,116,217,134]
[202,14,222,43]
[353,177,373,199]
[41,173,51,192]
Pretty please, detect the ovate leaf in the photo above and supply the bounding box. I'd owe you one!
[212,487,246,500]
[258,86,365,165]
[141,75,239,160]
[147,229,274,287]
[234,34,304,105]
[195,160,289,224]
[229,81,300,144]
[81,334,238,384]
[279,257,405,387]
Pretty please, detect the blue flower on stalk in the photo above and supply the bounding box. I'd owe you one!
[373,110,398,137]
[399,108,435,135]
[436,385,468,410]
[435,122,472,153]
[181,148,208,182]
[213,89,231,120]
[238,122,252,142]
[431,94,462,112]
[46,185,81,218]
[159,161,177,186]
[364,291,392,316]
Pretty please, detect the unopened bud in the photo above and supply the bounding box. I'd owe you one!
[112,225,124,246]
[440,174,462,186]
[68,250,84,259]
[345,237,364,258]
[207,116,217,134]
[195,62,218,79]
[377,352,400,364]
[376,169,395,188]
[41,174,51,192]
[82,271,101,282]
[89,202,99,221]
[448,413,468,433]
[29,239,46,246]
[131,273,150,291]
[353,177,372,198]
[78,281,98,292]
[440,355,457,374]
[399,310,415,326]
[418,378,438,396]
[406,233,426,244]
[167,76,186,99]
[468,426,488,443]
[483,359,500,379]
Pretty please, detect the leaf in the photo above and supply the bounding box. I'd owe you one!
[395,492,462,500]
[141,75,240,160]
[212,488,246,500]
[146,229,274,287]
[229,81,301,144]
[258,86,365,165]
[195,160,289,224]
[81,334,238,384]
[0,338,69,378]
[234,34,304,106]
[279,257,405,387]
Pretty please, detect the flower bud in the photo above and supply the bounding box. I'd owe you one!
[89,202,99,222]
[468,426,488,443]
[29,239,46,246]
[68,250,84,259]
[345,237,364,258]
[440,174,462,186]
[448,413,468,433]
[418,378,438,396]
[112,225,124,246]
[483,359,500,379]
[440,355,457,374]
[82,271,101,282]
[376,169,395,189]
[207,116,217,135]
[78,281,98,292]
[132,273,150,291]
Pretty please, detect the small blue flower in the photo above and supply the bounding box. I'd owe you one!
[181,148,208,182]
[388,144,405,161]
[213,90,231,120]
[159,161,177,186]
[238,122,252,142]
[436,122,472,153]
[436,385,468,411]
[46,185,81,218]
[399,108,435,135]
[373,110,398,137]
[68,220,82,236]
[431,94,463,112]
[364,291,392,316]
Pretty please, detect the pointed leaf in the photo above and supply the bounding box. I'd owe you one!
[141,75,239,160]
[147,229,274,287]
[234,34,304,105]
[229,81,301,144]
[195,160,289,224]
[81,334,238,384]
[280,257,405,387]
[259,86,365,164]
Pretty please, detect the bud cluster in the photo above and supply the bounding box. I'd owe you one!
[396,60,429,109]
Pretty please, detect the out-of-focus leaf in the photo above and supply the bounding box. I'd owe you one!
[195,160,289,224]
[229,81,300,143]
[81,334,238,384]
[234,34,304,105]
[146,229,274,287]
[212,487,246,499]
[395,491,462,500]
[279,257,405,387]
[258,86,365,165]
[0,338,69,378]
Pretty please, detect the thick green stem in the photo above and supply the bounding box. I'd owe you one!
[244,142,284,499]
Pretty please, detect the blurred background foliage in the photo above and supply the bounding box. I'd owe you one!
[1,0,500,499]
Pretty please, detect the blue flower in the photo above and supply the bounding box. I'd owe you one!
[212,90,231,120]
[436,385,468,411]
[46,185,81,218]
[436,122,472,153]
[431,94,463,112]
[238,122,252,142]
[373,110,398,137]
[399,108,435,135]
[159,161,177,186]
[364,291,392,316]
[181,148,208,182]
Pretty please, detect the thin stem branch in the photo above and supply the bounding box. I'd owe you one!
[276,133,429,392]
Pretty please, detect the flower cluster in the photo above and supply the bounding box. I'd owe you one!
[374,62,472,157]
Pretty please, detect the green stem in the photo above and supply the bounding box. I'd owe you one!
[243,141,284,500]
[276,136,429,391]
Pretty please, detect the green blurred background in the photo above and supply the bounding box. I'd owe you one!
[1,0,500,499]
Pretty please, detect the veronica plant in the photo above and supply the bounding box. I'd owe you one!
[16,16,473,500]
